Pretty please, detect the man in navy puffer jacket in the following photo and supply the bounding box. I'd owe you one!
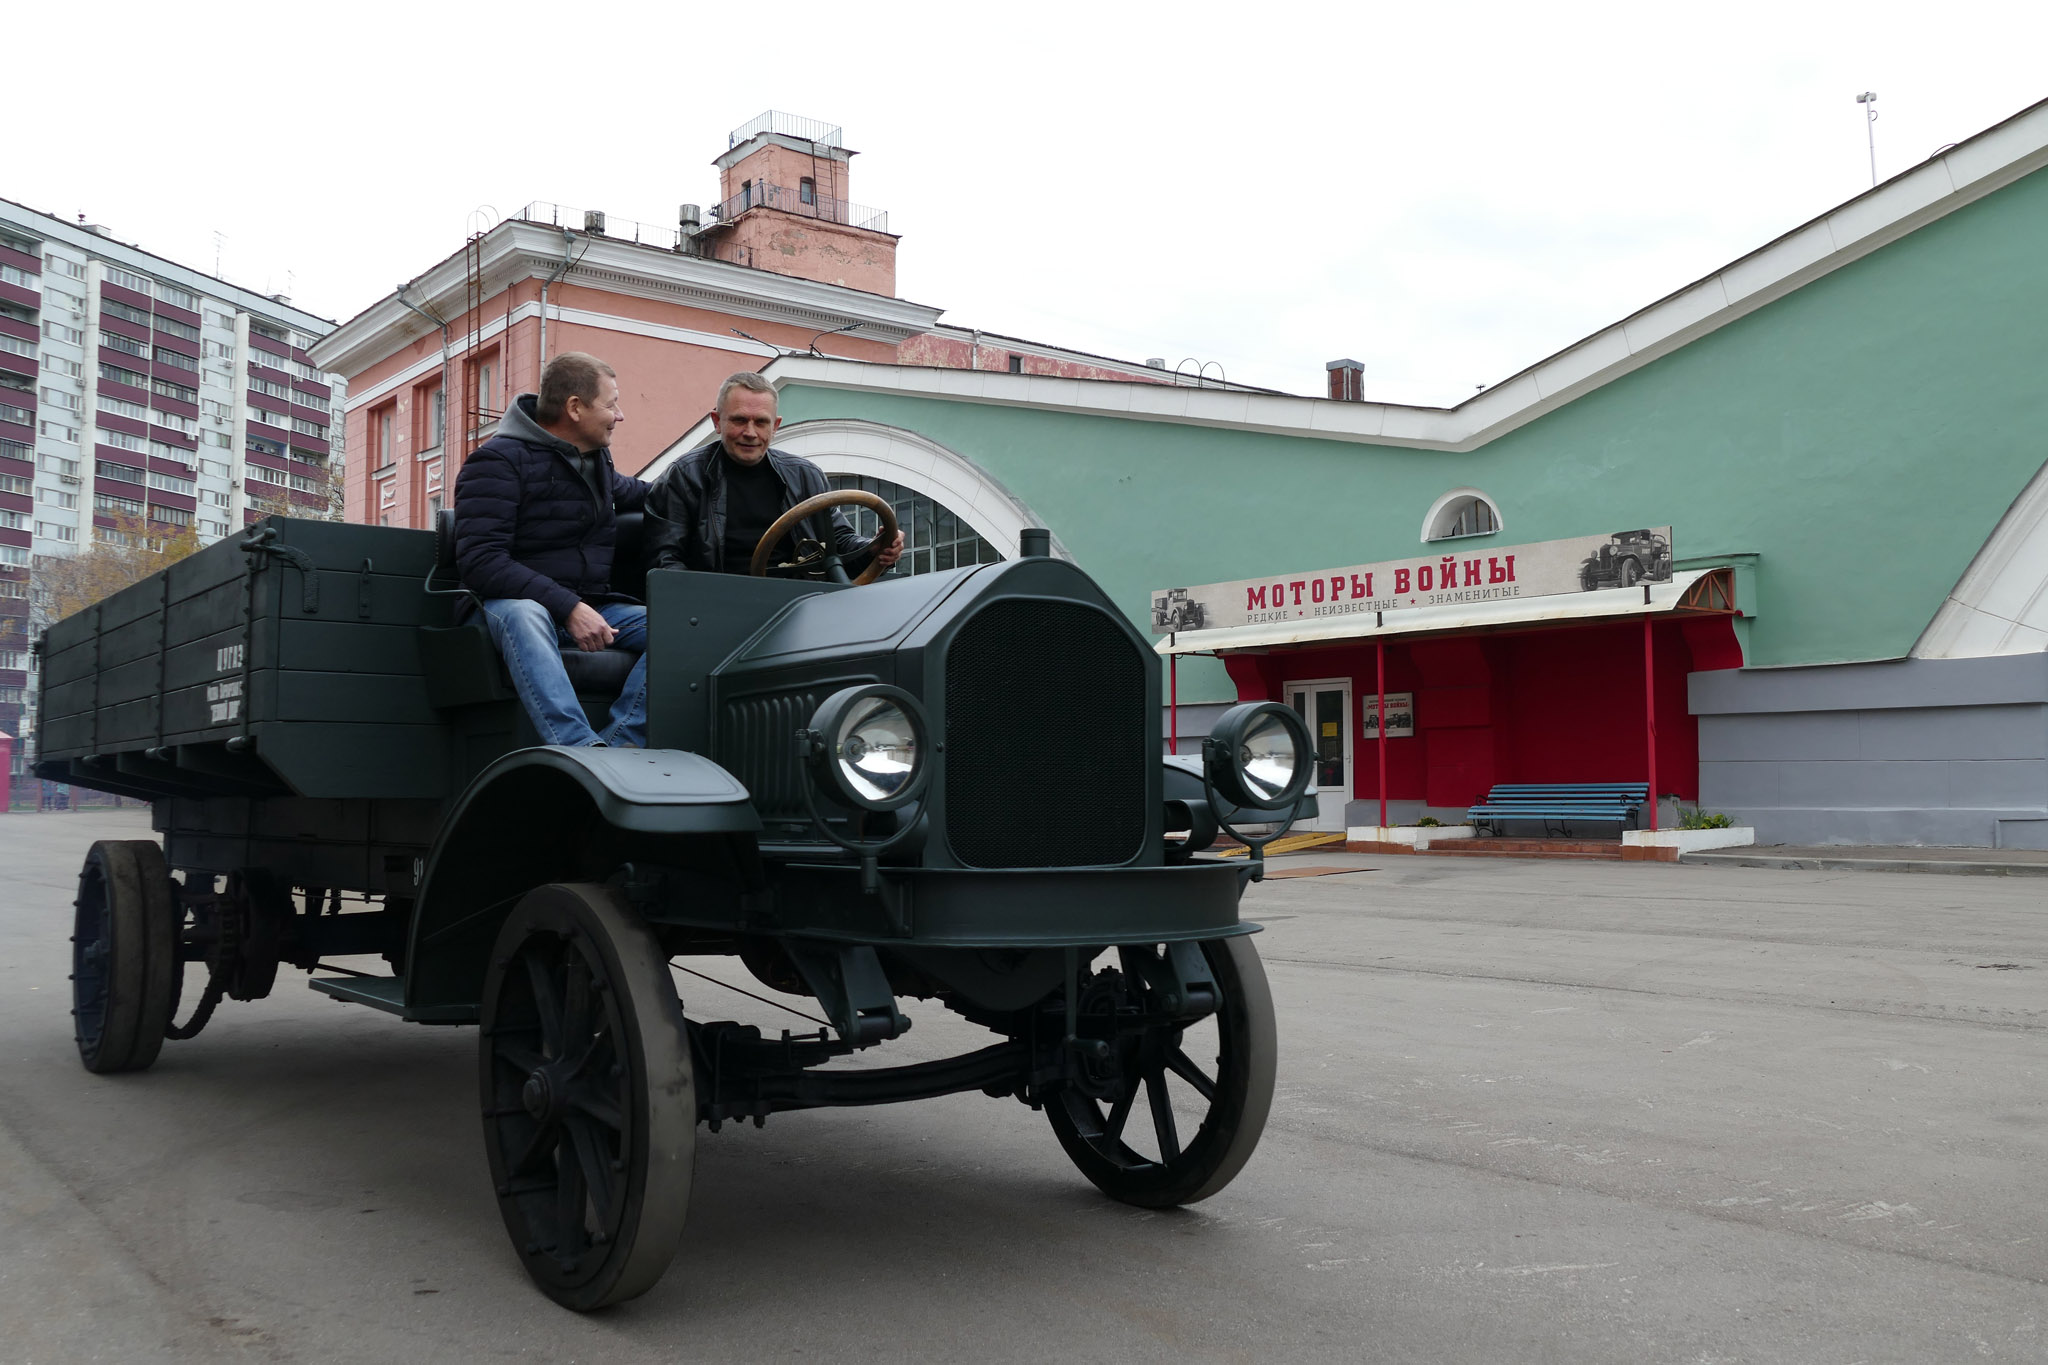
[453,352,650,746]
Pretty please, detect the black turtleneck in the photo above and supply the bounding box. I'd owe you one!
[721,450,793,571]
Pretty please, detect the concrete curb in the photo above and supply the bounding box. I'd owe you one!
[1679,851,2048,876]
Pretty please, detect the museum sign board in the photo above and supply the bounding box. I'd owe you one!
[1150,528,1676,634]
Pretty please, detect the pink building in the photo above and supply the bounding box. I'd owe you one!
[311,111,1265,531]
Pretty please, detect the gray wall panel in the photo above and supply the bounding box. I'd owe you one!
[1691,654,2048,715]
[1694,656,2048,846]
[1856,704,2048,760]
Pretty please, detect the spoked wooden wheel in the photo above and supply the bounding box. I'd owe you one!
[479,883,696,1311]
[71,840,179,1074]
[1046,935,1276,1207]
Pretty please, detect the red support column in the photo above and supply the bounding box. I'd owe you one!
[1376,636,1388,831]
[1168,651,1179,756]
[1644,614,1659,832]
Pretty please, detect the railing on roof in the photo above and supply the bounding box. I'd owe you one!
[728,111,844,150]
[515,202,683,251]
[708,182,889,235]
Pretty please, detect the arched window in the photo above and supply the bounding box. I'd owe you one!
[1422,488,1502,542]
[829,473,1002,577]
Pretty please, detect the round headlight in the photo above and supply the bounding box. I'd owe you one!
[807,685,931,811]
[1203,701,1314,812]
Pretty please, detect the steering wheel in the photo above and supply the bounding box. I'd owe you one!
[749,490,901,586]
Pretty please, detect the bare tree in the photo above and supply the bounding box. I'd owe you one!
[32,513,203,627]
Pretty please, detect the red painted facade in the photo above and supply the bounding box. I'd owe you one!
[1223,615,1743,811]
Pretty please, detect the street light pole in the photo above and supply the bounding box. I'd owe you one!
[1856,92,1879,186]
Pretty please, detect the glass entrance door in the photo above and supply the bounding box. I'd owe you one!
[1285,680,1350,832]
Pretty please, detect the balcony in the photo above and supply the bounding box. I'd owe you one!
[709,182,888,235]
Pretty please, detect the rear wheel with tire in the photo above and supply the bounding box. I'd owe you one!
[1046,935,1277,1207]
[479,883,696,1311]
[71,840,179,1074]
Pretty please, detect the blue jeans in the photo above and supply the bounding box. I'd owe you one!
[480,598,649,748]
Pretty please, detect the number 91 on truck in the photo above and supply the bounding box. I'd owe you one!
[35,508,1315,1310]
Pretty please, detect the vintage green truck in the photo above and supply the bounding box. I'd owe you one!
[37,502,1312,1310]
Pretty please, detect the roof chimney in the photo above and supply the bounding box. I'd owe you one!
[1326,358,1364,402]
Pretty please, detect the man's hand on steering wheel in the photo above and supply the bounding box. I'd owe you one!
[751,490,902,586]
[872,530,905,570]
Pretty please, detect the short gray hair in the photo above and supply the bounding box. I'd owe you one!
[715,371,776,414]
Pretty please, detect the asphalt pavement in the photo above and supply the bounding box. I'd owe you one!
[1,812,2043,1363]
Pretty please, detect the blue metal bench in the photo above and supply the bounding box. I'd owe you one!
[1466,783,1649,837]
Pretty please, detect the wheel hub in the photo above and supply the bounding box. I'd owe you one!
[521,1067,561,1121]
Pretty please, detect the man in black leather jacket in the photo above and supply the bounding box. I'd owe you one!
[642,371,903,578]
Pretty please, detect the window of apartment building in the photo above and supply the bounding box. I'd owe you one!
[800,177,816,205]
[100,396,148,422]
[155,282,198,311]
[41,388,82,412]
[0,545,27,565]
[150,505,193,527]
[0,370,29,395]
[0,402,32,426]
[153,377,198,405]
[39,453,78,478]
[249,319,289,344]
[0,227,39,254]
[0,334,32,359]
[291,416,326,440]
[198,458,229,479]
[43,321,82,345]
[43,254,85,280]
[0,579,27,599]
[474,359,497,416]
[248,433,286,458]
[147,439,186,463]
[100,329,146,358]
[99,362,149,390]
[37,420,77,444]
[250,375,290,400]
[205,489,232,508]
[199,518,228,538]
[204,338,235,360]
[202,429,232,450]
[94,491,143,516]
[0,650,25,670]
[154,411,197,436]
[102,300,151,327]
[42,353,81,378]
[97,455,145,480]
[201,399,233,423]
[37,487,76,508]
[45,288,83,316]
[0,440,26,467]
[149,470,196,496]
[36,522,76,543]
[154,346,199,373]
[428,387,445,450]
[103,265,150,293]
[0,263,35,290]
[1008,354,1024,373]
[0,509,25,529]
[155,316,201,343]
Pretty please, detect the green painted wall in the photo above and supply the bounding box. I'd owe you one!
[778,165,2048,702]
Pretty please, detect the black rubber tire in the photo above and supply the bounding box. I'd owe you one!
[479,883,696,1311]
[1046,935,1277,1207]
[1619,556,1643,588]
[72,840,179,1074]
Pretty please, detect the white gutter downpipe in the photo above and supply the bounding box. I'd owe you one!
[537,228,576,384]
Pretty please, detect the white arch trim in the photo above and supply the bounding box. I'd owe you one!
[1419,486,1504,544]
[1915,455,2048,657]
[770,418,1070,561]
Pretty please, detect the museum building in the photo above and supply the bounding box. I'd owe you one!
[643,98,2048,848]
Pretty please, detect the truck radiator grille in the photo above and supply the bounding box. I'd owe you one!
[717,689,818,821]
[944,600,1148,868]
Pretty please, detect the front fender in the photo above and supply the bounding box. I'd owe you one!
[406,746,761,1015]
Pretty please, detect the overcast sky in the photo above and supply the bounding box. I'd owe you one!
[14,1,2046,405]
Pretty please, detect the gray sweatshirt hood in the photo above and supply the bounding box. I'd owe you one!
[501,393,607,462]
